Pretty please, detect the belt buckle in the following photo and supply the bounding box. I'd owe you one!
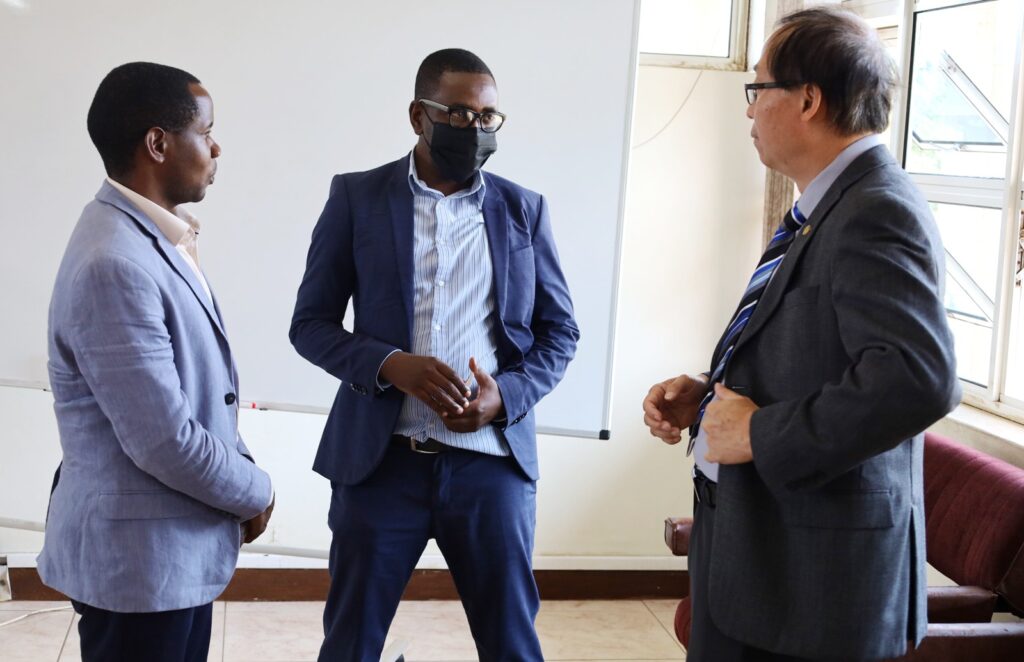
[410,438,441,454]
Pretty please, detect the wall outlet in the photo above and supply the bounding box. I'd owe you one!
[0,556,11,601]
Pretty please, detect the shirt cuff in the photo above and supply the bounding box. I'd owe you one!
[376,349,403,390]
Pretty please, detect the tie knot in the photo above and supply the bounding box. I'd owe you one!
[784,203,807,233]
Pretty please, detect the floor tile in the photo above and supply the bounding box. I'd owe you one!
[223,601,324,662]
[643,599,684,648]
[385,600,477,661]
[0,607,74,662]
[537,600,686,660]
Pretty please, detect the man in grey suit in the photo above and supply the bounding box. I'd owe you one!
[39,62,274,662]
[643,8,959,661]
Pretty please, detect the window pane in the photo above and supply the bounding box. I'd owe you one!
[1003,221,1024,401]
[905,0,1017,178]
[638,0,732,57]
[932,202,1002,386]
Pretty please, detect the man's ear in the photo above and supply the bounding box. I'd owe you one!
[800,83,825,122]
[143,127,168,165]
[409,100,424,136]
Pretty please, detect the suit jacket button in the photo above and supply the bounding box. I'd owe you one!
[225,393,237,405]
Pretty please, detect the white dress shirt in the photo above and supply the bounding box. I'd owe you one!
[106,177,212,303]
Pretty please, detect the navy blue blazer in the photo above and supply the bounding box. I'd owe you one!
[290,157,579,484]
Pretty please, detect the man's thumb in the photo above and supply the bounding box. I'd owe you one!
[715,382,741,400]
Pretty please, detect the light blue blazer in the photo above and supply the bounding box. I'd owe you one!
[38,181,273,613]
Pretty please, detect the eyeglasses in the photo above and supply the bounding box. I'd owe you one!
[744,81,803,105]
[418,99,507,133]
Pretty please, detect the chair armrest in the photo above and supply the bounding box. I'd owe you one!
[895,623,1024,660]
[664,517,693,557]
[927,586,997,623]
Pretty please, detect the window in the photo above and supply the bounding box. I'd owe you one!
[638,0,749,70]
[899,0,1024,421]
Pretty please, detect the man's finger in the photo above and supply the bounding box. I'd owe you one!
[417,389,456,417]
[436,361,472,397]
[714,382,742,400]
[642,399,663,422]
[664,375,689,400]
[428,377,467,411]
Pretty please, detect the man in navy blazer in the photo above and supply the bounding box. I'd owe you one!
[41,63,274,662]
[291,49,578,660]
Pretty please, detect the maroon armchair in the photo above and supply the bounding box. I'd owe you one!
[664,431,1024,659]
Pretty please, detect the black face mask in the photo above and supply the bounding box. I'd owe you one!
[426,121,497,184]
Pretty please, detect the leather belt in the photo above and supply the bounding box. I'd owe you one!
[392,434,448,454]
[693,467,717,508]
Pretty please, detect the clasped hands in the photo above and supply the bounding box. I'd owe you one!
[380,352,504,433]
[642,375,758,464]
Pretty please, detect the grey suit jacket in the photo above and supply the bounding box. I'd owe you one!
[706,146,960,659]
[38,182,273,612]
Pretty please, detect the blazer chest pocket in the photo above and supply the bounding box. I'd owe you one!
[784,489,895,530]
[98,490,209,520]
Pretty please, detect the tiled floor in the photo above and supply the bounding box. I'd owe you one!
[0,599,686,661]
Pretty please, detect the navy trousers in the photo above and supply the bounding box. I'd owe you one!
[319,442,542,661]
[71,600,212,662]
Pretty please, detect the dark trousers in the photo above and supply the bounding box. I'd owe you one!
[72,600,213,662]
[319,442,542,662]
[688,471,810,662]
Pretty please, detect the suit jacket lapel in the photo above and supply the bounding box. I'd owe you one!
[96,182,228,341]
[386,160,416,345]
[482,177,509,317]
[731,146,893,355]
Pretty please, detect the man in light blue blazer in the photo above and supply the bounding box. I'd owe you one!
[39,62,274,662]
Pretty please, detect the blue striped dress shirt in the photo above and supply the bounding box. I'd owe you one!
[392,153,510,456]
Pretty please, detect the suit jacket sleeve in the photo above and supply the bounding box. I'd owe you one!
[494,195,579,427]
[68,255,273,520]
[289,175,398,390]
[749,196,960,492]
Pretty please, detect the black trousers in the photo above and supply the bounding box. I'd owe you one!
[72,600,213,662]
[688,471,811,662]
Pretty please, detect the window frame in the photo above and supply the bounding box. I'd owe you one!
[893,0,1024,424]
[638,0,750,71]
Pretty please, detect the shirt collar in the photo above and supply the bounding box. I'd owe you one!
[106,177,200,247]
[796,134,882,219]
[406,150,486,203]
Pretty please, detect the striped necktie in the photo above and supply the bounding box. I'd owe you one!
[687,203,806,455]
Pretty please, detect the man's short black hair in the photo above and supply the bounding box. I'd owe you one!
[87,62,201,177]
[766,7,896,135]
[414,48,493,100]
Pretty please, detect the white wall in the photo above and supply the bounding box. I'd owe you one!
[0,65,766,569]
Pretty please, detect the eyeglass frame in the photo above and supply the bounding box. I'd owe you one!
[418,98,507,133]
[744,81,804,105]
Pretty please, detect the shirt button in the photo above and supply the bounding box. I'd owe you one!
[433,324,442,331]
[436,280,445,287]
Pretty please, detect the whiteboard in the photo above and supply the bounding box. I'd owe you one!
[0,0,639,438]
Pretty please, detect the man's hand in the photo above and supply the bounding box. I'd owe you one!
[241,495,275,545]
[703,383,758,464]
[642,373,709,444]
[380,352,471,417]
[443,357,505,433]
